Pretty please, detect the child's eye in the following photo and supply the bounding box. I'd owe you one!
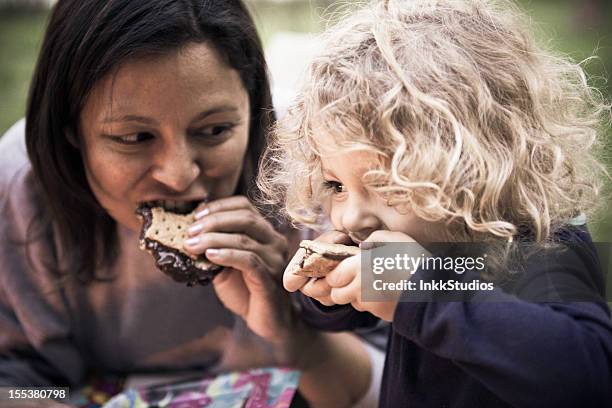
[323,180,347,194]
[109,132,154,145]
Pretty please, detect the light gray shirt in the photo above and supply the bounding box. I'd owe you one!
[0,120,280,387]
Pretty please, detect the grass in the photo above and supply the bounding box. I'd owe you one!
[0,8,48,134]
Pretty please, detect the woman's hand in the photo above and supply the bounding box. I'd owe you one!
[183,196,292,342]
[186,218,373,407]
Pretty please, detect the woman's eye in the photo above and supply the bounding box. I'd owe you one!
[323,180,346,194]
[195,124,234,138]
[110,132,154,145]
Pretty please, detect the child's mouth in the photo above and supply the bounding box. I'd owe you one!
[348,233,364,245]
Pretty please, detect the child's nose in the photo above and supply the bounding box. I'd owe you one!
[341,198,380,241]
[150,138,201,192]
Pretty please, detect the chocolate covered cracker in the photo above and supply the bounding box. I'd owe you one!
[288,240,360,278]
[136,205,222,286]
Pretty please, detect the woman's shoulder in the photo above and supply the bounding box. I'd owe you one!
[0,120,60,287]
[0,118,32,190]
[0,119,44,233]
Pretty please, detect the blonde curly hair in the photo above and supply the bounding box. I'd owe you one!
[258,0,610,243]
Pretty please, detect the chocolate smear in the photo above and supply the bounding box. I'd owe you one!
[136,205,222,286]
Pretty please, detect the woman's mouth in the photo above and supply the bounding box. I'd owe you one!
[140,199,203,214]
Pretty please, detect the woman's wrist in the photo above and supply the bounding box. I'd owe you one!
[263,293,371,407]
[294,331,372,408]
[269,298,326,369]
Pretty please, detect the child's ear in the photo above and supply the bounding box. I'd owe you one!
[64,128,80,149]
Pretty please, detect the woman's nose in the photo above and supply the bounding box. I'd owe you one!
[150,138,200,192]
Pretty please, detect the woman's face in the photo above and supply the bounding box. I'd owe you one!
[79,42,250,231]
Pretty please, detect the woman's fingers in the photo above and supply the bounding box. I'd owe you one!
[193,195,254,218]
[184,231,258,253]
[212,265,294,342]
[191,196,286,254]
[188,209,280,244]
[183,231,284,272]
[205,248,273,294]
[185,195,289,280]
[212,267,250,317]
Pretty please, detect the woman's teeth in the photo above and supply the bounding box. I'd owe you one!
[151,200,195,213]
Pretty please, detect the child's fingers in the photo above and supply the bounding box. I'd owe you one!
[284,230,352,293]
[351,301,366,312]
[329,277,360,305]
[358,241,386,250]
[362,230,432,259]
[325,256,359,288]
[314,296,336,307]
[284,274,308,293]
[316,229,354,245]
[283,248,308,292]
[302,277,332,298]
[363,230,416,244]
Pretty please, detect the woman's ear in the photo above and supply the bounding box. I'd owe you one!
[64,128,80,149]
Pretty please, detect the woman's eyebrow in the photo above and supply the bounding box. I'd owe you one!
[191,106,240,122]
[102,115,158,125]
[100,106,240,125]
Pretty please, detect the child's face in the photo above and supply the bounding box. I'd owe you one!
[320,149,438,244]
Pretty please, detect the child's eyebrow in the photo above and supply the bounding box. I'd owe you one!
[321,167,338,179]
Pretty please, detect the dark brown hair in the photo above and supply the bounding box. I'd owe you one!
[26,0,274,283]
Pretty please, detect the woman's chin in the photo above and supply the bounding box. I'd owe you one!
[110,214,143,234]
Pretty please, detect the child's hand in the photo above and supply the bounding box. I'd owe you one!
[326,230,422,322]
[325,250,400,321]
[283,230,353,307]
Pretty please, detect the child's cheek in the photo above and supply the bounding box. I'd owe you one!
[321,197,332,215]
[326,200,343,231]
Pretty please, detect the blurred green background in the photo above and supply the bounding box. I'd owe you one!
[0,0,610,244]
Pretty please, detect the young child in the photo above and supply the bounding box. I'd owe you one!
[257,0,612,406]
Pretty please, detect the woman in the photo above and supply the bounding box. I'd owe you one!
[0,0,375,406]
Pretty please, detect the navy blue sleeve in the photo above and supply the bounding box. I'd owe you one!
[296,292,380,332]
[394,297,612,406]
[392,235,612,407]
